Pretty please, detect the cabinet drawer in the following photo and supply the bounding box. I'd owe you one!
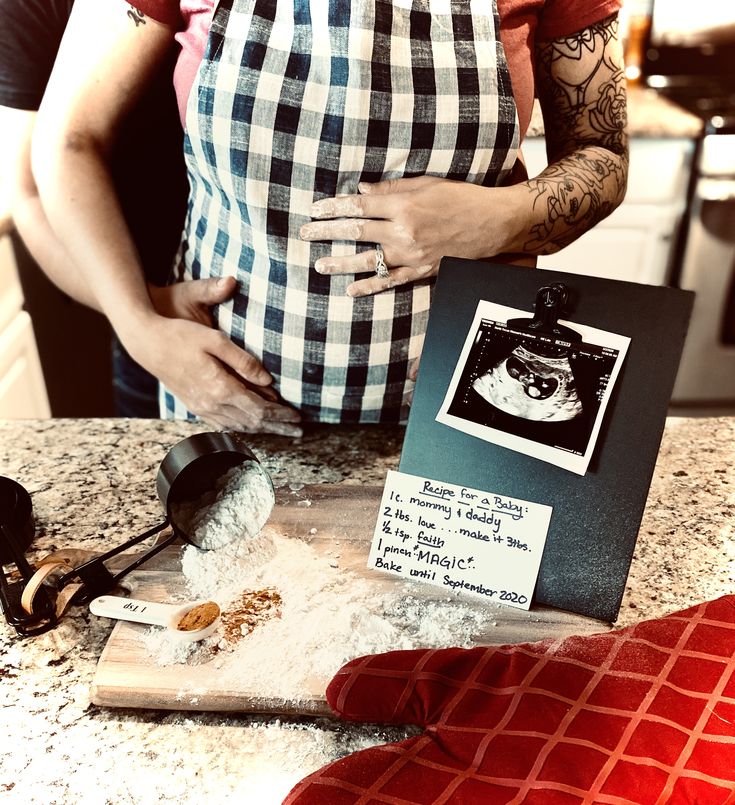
[624,138,694,203]
[522,137,694,204]
[520,137,693,285]
[538,202,684,285]
[538,224,670,285]
[0,311,51,418]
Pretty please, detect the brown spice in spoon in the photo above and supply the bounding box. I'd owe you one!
[176,601,221,631]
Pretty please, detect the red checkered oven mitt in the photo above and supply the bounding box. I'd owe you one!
[285,596,735,805]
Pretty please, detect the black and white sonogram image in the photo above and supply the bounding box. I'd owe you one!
[446,318,620,457]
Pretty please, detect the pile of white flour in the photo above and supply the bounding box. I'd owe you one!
[144,467,492,701]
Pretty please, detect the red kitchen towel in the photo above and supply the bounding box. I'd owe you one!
[285,596,735,804]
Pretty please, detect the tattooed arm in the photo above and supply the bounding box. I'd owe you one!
[301,14,628,295]
[524,13,628,253]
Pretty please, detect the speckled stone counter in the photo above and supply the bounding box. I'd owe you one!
[1,417,733,804]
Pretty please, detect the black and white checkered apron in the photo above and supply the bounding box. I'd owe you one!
[163,0,521,423]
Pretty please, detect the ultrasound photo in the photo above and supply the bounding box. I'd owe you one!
[436,301,630,475]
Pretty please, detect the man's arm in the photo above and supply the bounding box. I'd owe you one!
[32,0,301,433]
[3,104,241,323]
[2,104,100,308]
[32,0,176,325]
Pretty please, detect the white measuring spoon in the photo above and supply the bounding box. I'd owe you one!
[89,595,221,642]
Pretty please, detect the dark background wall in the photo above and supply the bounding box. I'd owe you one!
[12,230,114,416]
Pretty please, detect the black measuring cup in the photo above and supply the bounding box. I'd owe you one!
[49,432,274,607]
[0,476,57,636]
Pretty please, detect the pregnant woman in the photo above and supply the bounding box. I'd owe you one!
[32,0,628,432]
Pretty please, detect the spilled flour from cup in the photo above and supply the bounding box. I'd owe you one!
[142,466,494,702]
[166,531,491,700]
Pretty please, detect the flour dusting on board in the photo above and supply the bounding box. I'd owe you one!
[143,466,492,701]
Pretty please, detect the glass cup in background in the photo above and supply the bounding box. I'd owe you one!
[620,0,653,85]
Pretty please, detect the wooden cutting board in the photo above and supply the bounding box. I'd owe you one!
[91,484,610,716]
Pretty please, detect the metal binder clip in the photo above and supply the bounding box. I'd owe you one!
[506,283,582,354]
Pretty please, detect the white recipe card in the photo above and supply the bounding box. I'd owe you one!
[368,470,553,610]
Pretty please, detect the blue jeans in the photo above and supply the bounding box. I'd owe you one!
[111,336,159,418]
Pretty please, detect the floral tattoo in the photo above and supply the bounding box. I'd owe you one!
[526,15,629,253]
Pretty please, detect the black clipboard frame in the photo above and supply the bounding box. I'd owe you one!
[399,259,694,623]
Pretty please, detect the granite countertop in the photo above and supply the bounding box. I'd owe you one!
[526,84,703,139]
[1,417,733,803]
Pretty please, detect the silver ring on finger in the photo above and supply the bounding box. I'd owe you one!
[375,244,390,279]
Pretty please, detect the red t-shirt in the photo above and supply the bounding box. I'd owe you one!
[133,0,621,139]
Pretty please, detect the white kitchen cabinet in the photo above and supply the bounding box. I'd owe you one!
[0,233,23,332]
[0,230,50,418]
[0,311,50,418]
[521,137,695,285]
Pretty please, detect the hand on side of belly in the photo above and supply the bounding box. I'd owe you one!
[128,278,303,435]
